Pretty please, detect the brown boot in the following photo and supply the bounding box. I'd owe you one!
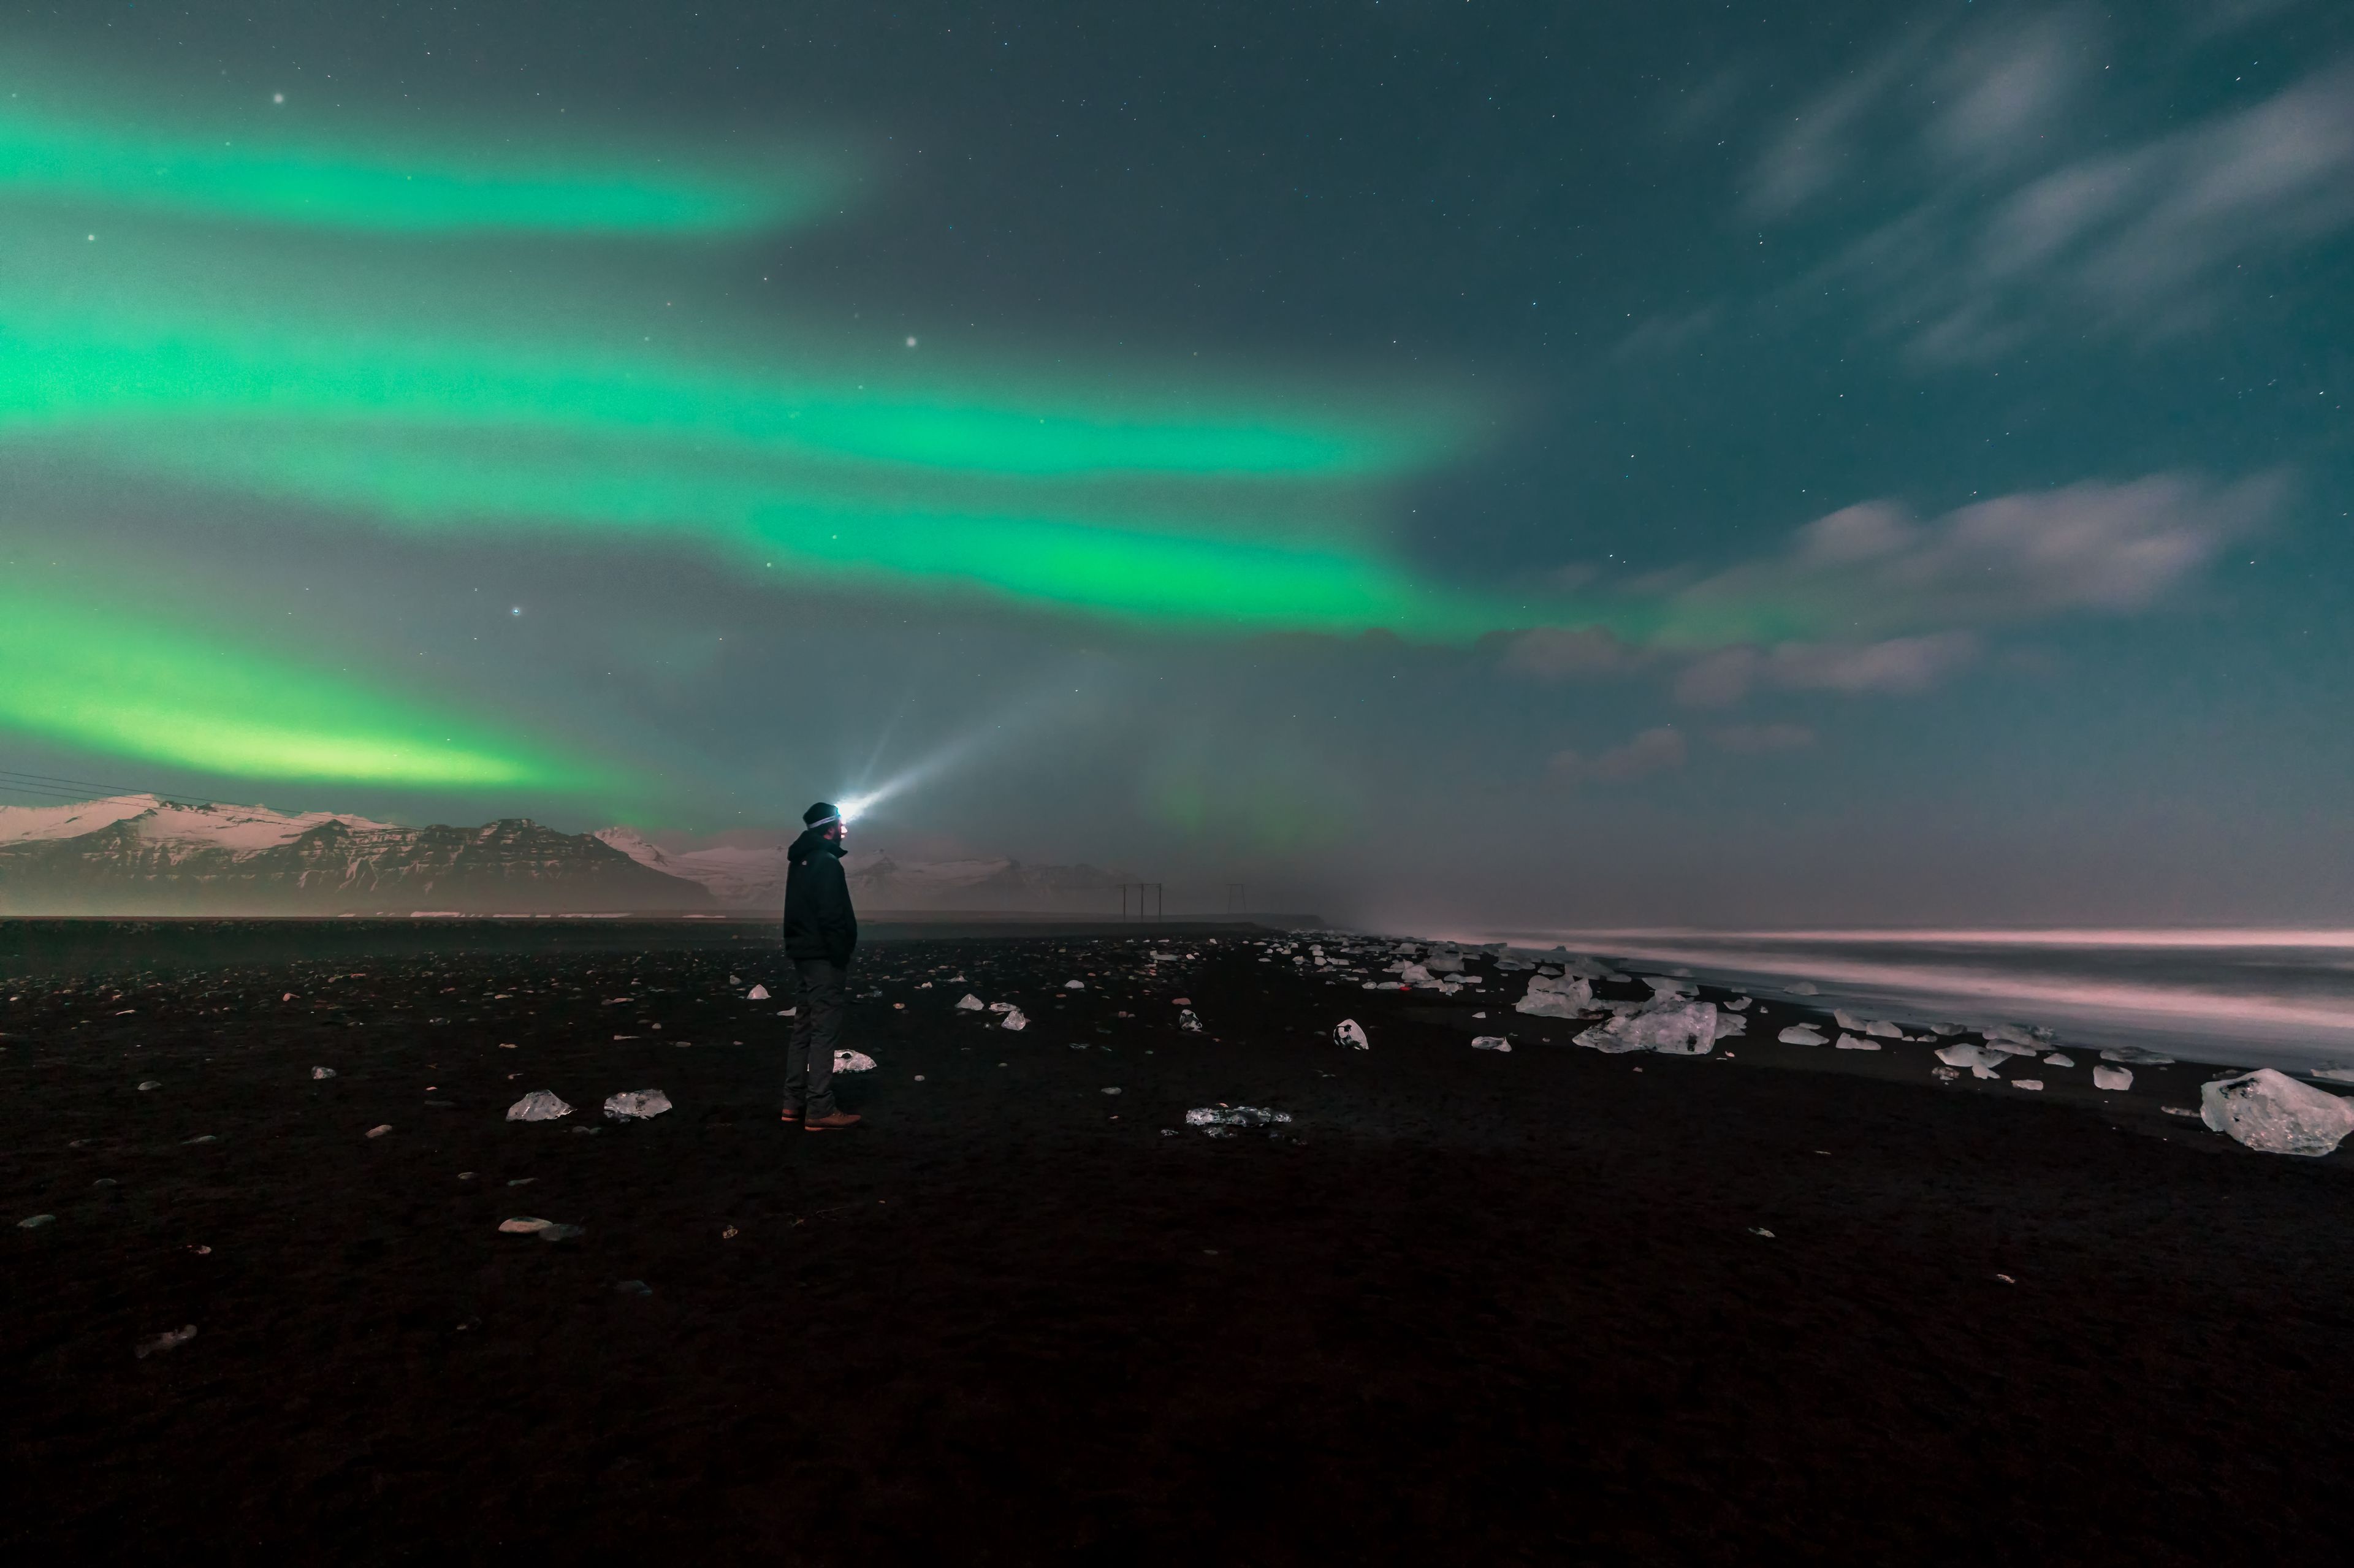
[804,1111,863,1132]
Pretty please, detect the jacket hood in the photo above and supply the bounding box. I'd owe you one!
[787,827,843,865]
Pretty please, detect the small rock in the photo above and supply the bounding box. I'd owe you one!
[1064,980,1085,990]
[311,1067,336,1080]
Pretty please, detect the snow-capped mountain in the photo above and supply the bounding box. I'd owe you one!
[0,796,710,914]
[593,827,1135,912]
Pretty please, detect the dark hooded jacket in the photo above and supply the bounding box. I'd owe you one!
[783,828,858,965]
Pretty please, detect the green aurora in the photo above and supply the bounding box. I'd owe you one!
[0,61,1772,796]
[0,573,609,790]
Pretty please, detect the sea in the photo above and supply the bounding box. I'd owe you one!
[1471,928,2354,1074]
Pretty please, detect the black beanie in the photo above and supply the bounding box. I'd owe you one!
[804,801,840,826]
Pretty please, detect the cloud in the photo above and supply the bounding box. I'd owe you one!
[1675,473,2278,639]
[1759,32,2354,357]
[1550,726,1688,785]
[1675,633,1978,707]
[1713,723,1817,753]
[1501,626,1646,680]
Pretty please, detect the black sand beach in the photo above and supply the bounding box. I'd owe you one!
[7,921,2352,1562]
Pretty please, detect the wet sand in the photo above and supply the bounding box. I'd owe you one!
[6,923,2352,1562]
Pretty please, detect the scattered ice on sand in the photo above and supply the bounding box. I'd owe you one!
[1936,1044,2005,1070]
[1713,1011,1748,1041]
[1645,976,1699,1002]
[1471,1036,1511,1052]
[1787,981,1819,995]
[20,1214,54,1228]
[603,1089,674,1120]
[956,994,985,1011]
[2310,1064,2354,1084]
[2043,1054,2075,1068]
[1834,1010,1867,1030]
[2101,1046,2175,1065]
[1574,1000,1718,1056]
[2011,1079,2044,1091]
[1425,954,1465,974]
[1186,1106,1292,1127]
[1971,1065,2000,1080]
[2092,1065,2134,1092]
[506,1090,573,1122]
[1834,1035,1881,1051]
[747,984,769,1000]
[1725,997,1753,1011]
[833,1050,877,1072]
[1515,973,1593,1018]
[1932,1023,1965,1037]
[1865,1020,1904,1039]
[1396,962,1433,985]
[1000,1010,1028,1032]
[311,1067,335,1079]
[2200,1068,2354,1157]
[1178,1009,1203,1033]
[1065,980,1085,990]
[135,1325,196,1359]
[1779,1024,1828,1046]
[1335,1019,1369,1050]
[365,1124,392,1138]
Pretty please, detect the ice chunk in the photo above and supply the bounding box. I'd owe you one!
[833,1050,877,1072]
[2200,1068,2354,1157]
[1149,951,1181,961]
[988,1001,1017,1012]
[311,1066,335,1080]
[1834,1034,1881,1051]
[956,994,985,1010]
[2100,1046,2174,1065]
[1778,1024,1827,1046]
[1981,1040,2044,1058]
[747,984,769,1000]
[1834,1010,1866,1030]
[1865,1020,1904,1039]
[1396,962,1433,984]
[1725,996,1753,1011]
[603,1089,673,1121]
[1787,981,1819,995]
[1713,1011,1748,1041]
[499,1216,555,1233]
[506,1090,573,1122]
[1000,1009,1028,1032]
[1471,1036,1511,1052]
[1516,973,1594,1018]
[20,1214,55,1229]
[1186,1106,1292,1127]
[135,1325,197,1359]
[1572,1000,1718,1056]
[1334,1019,1369,1051]
[2043,1053,2074,1068]
[1178,1009,1203,1033]
[2313,1066,2354,1085]
[1425,954,1465,974]
[2011,1079,2044,1091]
[1644,976,1699,1001]
[1064,980,1085,990]
[2092,1065,2133,1092]
[1935,1044,2005,1071]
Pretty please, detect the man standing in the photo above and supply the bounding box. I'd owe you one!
[782,801,863,1132]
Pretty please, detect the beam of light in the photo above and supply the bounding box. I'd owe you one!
[0,66,842,234]
[0,571,619,792]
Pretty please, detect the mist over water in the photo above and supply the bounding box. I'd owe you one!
[1472,929,2354,1073]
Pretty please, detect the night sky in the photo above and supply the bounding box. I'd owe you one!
[2,0,2348,927]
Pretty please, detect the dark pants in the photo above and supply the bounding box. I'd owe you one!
[785,957,847,1117]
